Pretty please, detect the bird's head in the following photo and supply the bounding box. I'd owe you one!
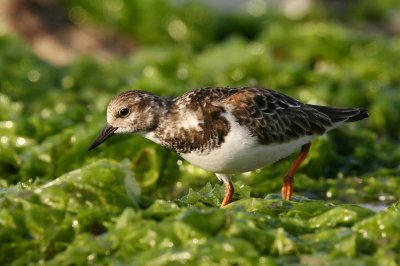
[88,90,164,151]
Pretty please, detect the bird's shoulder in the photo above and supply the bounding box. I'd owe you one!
[173,87,238,108]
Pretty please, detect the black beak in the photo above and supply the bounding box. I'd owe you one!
[88,124,118,151]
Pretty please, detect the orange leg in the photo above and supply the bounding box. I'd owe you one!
[220,180,234,208]
[281,142,311,200]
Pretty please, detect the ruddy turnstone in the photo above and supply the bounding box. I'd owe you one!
[88,87,368,207]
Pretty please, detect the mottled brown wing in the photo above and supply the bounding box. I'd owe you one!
[225,87,333,144]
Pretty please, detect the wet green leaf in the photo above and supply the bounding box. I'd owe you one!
[1,1,400,264]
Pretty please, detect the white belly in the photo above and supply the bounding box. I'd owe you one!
[180,114,314,174]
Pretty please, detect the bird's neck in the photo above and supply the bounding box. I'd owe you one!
[139,96,171,140]
[142,97,183,146]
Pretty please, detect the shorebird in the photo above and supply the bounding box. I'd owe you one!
[88,87,368,207]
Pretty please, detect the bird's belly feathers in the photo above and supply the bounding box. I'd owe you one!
[180,118,314,174]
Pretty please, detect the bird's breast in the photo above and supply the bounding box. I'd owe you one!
[145,109,314,174]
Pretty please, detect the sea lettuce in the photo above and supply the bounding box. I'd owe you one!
[1,0,400,264]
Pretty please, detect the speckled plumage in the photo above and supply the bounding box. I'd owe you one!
[88,86,369,206]
[147,87,366,152]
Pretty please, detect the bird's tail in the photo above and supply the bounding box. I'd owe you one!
[307,104,369,123]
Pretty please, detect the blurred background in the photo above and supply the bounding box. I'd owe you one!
[2,0,400,64]
[1,1,400,264]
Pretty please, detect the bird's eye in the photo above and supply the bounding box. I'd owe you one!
[119,108,130,117]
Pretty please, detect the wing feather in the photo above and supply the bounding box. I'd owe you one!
[224,87,333,144]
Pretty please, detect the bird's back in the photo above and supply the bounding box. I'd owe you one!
[176,87,368,145]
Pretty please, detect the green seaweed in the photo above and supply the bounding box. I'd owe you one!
[1,1,400,265]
